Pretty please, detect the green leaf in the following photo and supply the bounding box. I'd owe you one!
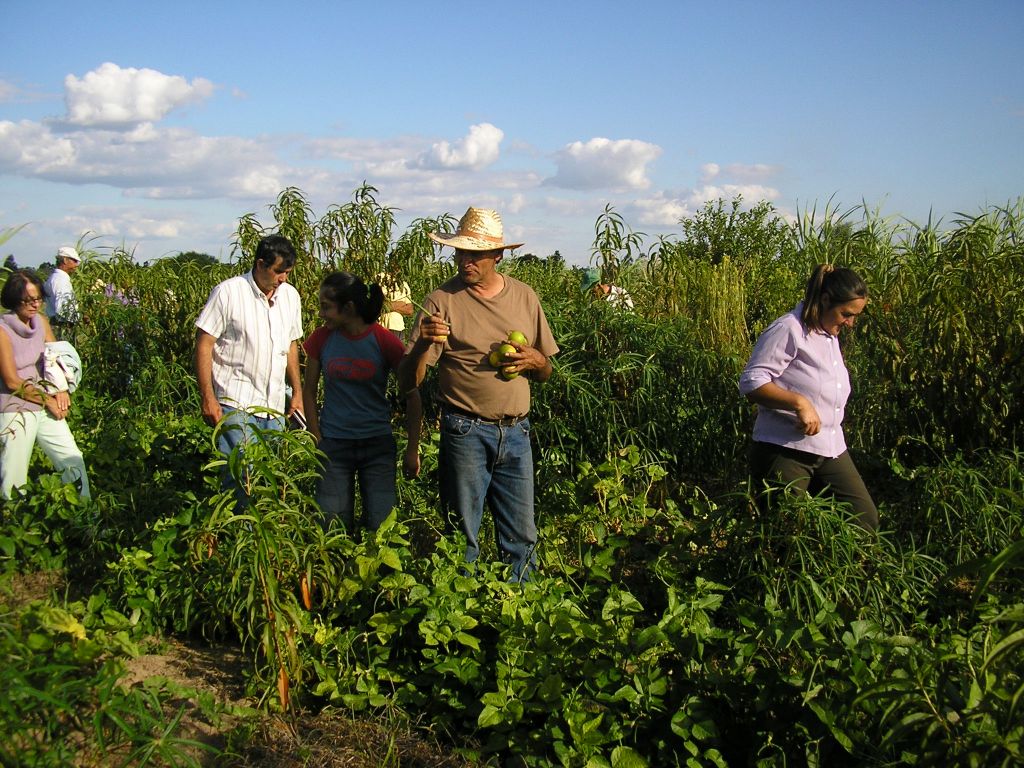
[379,546,402,571]
[602,589,643,621]
[981,628,1024,677]
[611,746,648,767]
[478,703,504,728]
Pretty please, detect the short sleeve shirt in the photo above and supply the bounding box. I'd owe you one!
[303,323,404,439]
[195,272,303,412]
[407,275,559,421]
[381,280,411,332]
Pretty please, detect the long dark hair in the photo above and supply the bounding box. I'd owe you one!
[320,272,385,324]
[800,264,868,331]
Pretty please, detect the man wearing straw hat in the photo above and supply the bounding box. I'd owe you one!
[400,207,558,581]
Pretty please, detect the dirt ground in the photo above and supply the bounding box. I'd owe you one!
[120,638,483,765]
[4,569,477,767]
[119,638,477,767]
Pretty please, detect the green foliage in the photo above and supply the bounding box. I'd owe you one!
[202,418,328,709]
[854,202,1024,458]
[165,250,218,267]
[3,189,1024,765]
[591,204,645,286]
[0,596,224,767]
[887,449,1024,565]
[643,197,801,340]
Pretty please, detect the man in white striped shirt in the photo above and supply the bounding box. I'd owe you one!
[194,234,305,463]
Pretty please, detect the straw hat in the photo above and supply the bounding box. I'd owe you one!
[428,207,524,251]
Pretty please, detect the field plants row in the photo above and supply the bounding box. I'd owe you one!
[1,188,1022,765]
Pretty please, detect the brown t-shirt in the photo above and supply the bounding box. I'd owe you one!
[409,274,559,421]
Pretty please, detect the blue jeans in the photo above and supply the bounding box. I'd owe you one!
[316,433,397,531]
[215,407,285,503]
[438,412,537,580]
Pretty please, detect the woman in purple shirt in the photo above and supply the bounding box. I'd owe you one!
[0,270,89,499]
[738,264,877,530]
[302,272,421,531]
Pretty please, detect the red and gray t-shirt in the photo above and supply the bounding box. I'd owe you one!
[303,323,404,439]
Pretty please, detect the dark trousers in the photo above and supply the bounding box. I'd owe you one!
[749,441,879,531]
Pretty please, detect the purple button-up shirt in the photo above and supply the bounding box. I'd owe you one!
[738,304,849,458]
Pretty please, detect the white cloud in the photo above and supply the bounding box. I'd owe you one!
[410,123,504,171]
[631,182,781,228]
[722,162,779,181]
[0,120,77,173]
[546,137,661,190]
[306,134,431,181]
[53,204,239,256]
[506,193,527,215]
[632,193,695,227]
[0,119,291,199]
[66,210,186,241]
[64,62,214,127]
[0,80,17,102]
[699,162,720,183]
[689,183,780,206]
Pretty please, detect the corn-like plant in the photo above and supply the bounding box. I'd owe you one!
[203,414,330,711]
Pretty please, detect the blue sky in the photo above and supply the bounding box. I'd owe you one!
[2,0,1022,267]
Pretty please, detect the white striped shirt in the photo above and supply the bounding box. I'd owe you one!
[195,272,303,412]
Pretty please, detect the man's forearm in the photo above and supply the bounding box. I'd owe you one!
[398,341,430,395]
[195,332,217,403]
[404,389,423,447]
[533,358,553,383]
[286,342,303,409]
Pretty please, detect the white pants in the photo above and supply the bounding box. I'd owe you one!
[0,409,90,499]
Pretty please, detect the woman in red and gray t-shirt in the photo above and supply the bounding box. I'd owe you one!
[302,272,421,531]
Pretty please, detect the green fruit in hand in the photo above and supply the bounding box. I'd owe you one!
[495,342,518,378]
[507,330,528,346]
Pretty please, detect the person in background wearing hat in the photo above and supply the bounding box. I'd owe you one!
[399,207,559,581]
[580,267,634,310]
[44,246,82,336]
[377,272,413,340]
[194,234,304,487]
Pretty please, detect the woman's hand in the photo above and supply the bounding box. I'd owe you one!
[45,390,71,420]
[794,397,821,436]
[746,383,821,436]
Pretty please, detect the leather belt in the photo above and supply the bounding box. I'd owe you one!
[442,405,527,427]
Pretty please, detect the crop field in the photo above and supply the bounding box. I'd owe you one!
[1,187,1022,766]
